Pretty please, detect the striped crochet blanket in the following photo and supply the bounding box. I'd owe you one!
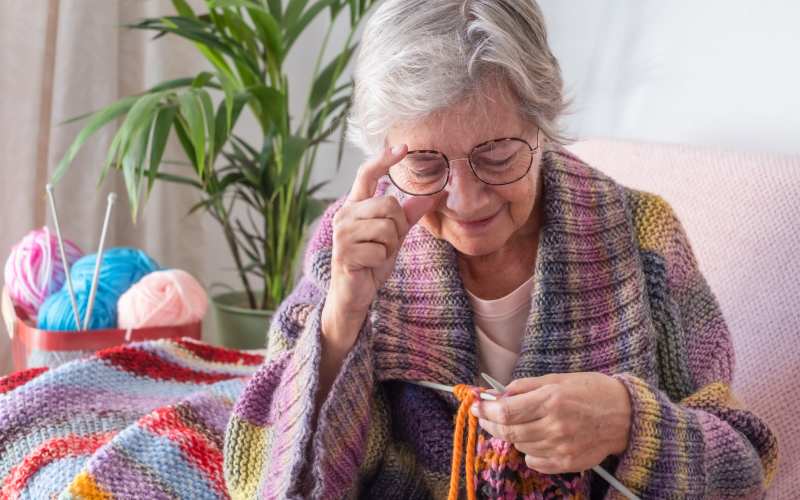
[0,339,263,499]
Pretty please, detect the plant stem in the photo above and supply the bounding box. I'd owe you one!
[217,200,257,308]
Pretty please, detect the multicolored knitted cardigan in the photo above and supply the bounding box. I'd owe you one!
[0,147,778,499]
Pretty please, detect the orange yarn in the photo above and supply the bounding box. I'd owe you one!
[448,384,482,500]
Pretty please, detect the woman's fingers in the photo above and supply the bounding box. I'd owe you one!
[477,414,553,444]
[473,383,554,425]
[347,144,408,203]
[505,374,561,396]
[348,242,389,269]
[350,196,411,240]
[351,219,401,256]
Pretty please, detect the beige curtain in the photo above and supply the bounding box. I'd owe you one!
[0,0,242,375]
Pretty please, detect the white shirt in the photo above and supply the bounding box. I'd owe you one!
[466,274,535,386]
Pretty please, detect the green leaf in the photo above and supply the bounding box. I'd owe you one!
[285,0,337,49]
[221,76,237,134]
[178,91,206,176]
[132,18,230,54]
[284,0,310,29]
[214,93,247,156]
[192,71,214,88]
[218,171,245,191]
[121,123,151,220]
[232,134,260,157]
[209,0,265,9]
[146,105,178,199]
[147,76,209,93]
[249,85,285,131]
[52,96,138,183]
[307,95,349,138]
[198,89,216,172]
[147,170,203,189]
[309,44,355,109]
[246,7,283,62]
[221,8,260,57]
[173,117,198,167]
[58,78,198,127]
[278,135,310,189]
[267,0,283,21]
[171,0,197,18]
[188,197,213,216]
[305,193,329,221]
[102,92,164,186]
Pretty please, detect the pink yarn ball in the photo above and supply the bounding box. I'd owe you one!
[117,269,208,329]
[4,227,83,319]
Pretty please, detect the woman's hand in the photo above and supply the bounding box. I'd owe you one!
[322,144,435,349]
[472,372,633,474]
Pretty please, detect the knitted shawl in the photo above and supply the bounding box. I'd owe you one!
[223,147,777,499]
[0,148,778,499]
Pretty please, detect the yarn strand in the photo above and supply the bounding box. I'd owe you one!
[449,384,482,500]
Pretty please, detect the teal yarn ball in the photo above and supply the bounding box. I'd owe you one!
[37,289,116,330]
[37,247,159,331]
[69,248,159,296]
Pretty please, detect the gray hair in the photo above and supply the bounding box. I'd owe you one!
[346,0,569,155]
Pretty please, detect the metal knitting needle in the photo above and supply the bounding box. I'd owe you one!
[83,192,116,330]
[480,372,641,500]
[45,184,81,329]
[410,380,498,401]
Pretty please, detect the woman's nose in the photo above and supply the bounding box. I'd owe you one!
[443,159,487,213]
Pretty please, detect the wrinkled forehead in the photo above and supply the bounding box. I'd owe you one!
[386,81,529,155]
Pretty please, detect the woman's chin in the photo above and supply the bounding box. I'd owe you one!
[444,232,507,257]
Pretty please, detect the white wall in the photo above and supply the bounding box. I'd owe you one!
[538,0,800,156]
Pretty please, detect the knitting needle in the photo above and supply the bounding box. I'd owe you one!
[480,372,641,500]
[83,192,116,330]
[410,380,498,401]
[45,184,81,329]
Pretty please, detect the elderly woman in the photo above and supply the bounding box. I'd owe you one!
[223,1,777,498]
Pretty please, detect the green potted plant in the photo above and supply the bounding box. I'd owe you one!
[54,0,375,349]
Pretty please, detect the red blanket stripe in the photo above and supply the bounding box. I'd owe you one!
[97,346,238,384]
[0,367,48,395]
[1,432,115,497]
[172,339,264,366]
[139,406,228,497]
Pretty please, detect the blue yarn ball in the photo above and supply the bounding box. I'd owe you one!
[37,289,116,330]
[69,248,159,295]
[37,247,159,331]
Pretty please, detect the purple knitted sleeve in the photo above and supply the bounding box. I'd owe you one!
[608,195,779,499]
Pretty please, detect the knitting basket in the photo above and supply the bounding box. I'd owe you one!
[1,286,201,371]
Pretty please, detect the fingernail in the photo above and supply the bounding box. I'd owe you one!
[390,145,404,156]
[470,403,479,416]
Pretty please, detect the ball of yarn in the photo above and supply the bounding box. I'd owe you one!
[37,288,117,330]
[4,227,83,319]
[69,247,159,295]
[118,269,208,329]
[37,247,159,331]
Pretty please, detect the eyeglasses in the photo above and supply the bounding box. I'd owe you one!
[388,134,539,196]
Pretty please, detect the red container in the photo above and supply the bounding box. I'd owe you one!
[2,286,201,371]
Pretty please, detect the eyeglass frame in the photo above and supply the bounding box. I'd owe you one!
[388,132,540,196]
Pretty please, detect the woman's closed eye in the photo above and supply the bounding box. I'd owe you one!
[406,160,444,178]
[475,155,514,167]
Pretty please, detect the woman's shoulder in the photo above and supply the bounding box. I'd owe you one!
[547,145,682,255]
[620,186,683,256]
